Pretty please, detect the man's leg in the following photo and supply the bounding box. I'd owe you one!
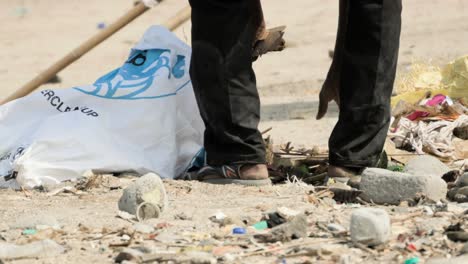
[189,0,269,184]
[329,0,402,171]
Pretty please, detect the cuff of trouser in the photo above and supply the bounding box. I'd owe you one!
[329,153,378,169]
[189,0,248,10]
[207,153,266,166]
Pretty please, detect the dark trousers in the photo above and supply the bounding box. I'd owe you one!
[189,0,402,168]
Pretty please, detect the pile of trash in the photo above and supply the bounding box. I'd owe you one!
[388,56,468,162]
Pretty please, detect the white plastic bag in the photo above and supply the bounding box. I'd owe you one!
[0,26,204,189]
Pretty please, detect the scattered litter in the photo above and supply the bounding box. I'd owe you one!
[232,227,246,235]
[209,211,227,224]
[21,229,37,236]
[405,257,420,264]
[97,22,106,29]
[118,173,168,220]
[252,221,269,231]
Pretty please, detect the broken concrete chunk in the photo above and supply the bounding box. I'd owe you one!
[360,168,447,205]
[350,208,391,247]
[118,173,168,218]
[403,155,450,177]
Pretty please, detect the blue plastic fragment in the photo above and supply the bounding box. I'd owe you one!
[232,227,246,235]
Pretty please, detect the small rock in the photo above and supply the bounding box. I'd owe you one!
[404,155,450,177]
[446,231,468,242]
[460,242,468,255]
[133,223,155,234]
[209,212,227,224]
[118,173,168,218]
[350,208,391,246]
[449,187,460,200]
[330,187,363,203]
[276,207,300,221]
[174,212,191,220]
[115,248,144,263]
[455,196,468,203]
[264,212,287,228]
[327,223,346,233]
[457,186,468,196]
[458,173,468,187]
[425,255,468,264]
[423,206,434,216]
[360,168,447,205]
[255,214,308,243]
[121,234,131,241]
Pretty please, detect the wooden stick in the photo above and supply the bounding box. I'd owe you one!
[1,3,191,105]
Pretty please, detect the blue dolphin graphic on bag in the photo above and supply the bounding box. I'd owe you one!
[74,49,189,100]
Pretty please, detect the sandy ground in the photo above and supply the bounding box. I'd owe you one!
[1,0,468,263]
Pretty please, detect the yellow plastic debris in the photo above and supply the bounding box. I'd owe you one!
[391,89,448,107]
[392,55,468,107]
[442,55,468,101]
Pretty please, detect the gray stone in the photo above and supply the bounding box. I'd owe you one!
[458,173,468,187]
[403,155,450,177]
[426,255,468,264]
[350,208,391,246]
[327,223,346,233]
[114,248,144,263]
[118,173,168,217]
[460,242,468,255]
[457,186,468,196]
[449,187,460,200]
[133,223,155,234]
[360,168,447,205]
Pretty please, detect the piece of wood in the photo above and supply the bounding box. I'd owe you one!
[1,3,191,105]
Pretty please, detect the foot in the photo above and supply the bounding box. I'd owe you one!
[328,165,361,189]
[197,164,271,186]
